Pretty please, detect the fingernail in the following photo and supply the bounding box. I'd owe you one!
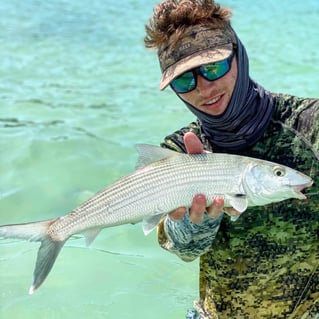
[195,194,206,202]
[213,198,224,208]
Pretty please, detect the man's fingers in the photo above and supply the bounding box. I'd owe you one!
[184,132,204,154]
[189,194,206,224]
[168,206,187,221]
[168,196,241,224]
[207,198,224,219]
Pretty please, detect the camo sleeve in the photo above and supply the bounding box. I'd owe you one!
[158,210,224,262]
[272,93,319,151]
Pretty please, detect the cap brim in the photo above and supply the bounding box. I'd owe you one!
[159,44,233,90]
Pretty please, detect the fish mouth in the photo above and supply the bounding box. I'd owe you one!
[293,180,314,199]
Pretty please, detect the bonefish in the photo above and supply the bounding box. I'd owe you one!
[0,144,313,294]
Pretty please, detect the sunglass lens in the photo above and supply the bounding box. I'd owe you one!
[171,71,196,93]
[200,60,230,81]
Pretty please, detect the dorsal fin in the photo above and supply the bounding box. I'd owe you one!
[135,144,177,169]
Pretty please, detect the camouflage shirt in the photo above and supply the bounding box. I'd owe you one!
[157,93,319,318]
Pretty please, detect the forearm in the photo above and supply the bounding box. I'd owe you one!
[157,210,223,262]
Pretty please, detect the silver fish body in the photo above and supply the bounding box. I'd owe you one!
[49,144,312,238]
[0,144,313,294]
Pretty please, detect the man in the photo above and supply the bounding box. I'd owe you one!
[144,0,319,318]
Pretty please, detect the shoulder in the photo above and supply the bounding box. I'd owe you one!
[272,93,319,125]
[271,93,319,152]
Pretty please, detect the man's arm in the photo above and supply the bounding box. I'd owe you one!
[157,132,240,261]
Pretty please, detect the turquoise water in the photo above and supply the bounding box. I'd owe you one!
[0,0,318,318]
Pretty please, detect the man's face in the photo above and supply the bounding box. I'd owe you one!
[177,55,238,116]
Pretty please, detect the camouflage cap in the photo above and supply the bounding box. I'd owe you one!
[158,23,237,90]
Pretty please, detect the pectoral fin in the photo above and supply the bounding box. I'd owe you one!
[226,194,248,213]
[142,214,166,236]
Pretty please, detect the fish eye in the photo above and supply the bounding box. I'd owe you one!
[273,166,286,177]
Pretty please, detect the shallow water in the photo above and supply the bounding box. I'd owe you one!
[0,0,318,318]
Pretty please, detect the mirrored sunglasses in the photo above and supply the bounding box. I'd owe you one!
[170,51,235,94]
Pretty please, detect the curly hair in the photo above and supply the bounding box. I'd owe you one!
[144,0,232,49]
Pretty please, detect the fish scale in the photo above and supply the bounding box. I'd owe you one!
[38,155,234,241]
[67,154,239,227]
[0,144,313,294]
[50,151,283,238]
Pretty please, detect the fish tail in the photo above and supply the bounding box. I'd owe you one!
[0,218,66,294]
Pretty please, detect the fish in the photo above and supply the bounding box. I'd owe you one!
[0,144,313,294]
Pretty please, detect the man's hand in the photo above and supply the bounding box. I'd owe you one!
[168,132,240,224]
